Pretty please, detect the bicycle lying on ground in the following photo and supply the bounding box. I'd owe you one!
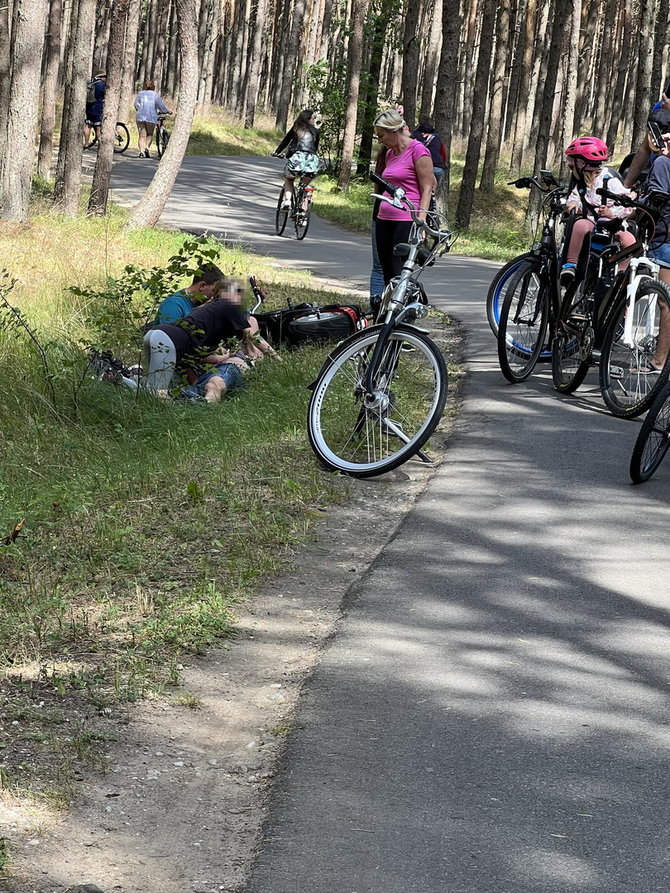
[496,172,569,382]
[86,121,130,154]
[275,179,314,240]
[306,172,456,478]
[552,185,670,418]
[629,380,670,482]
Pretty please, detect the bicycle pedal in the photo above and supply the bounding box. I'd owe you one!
[609,365,625,379]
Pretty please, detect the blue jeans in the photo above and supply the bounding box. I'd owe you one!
[649,242,670,269]
[370,219,385,297]
[181,363,245,399]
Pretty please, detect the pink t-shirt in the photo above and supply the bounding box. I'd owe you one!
[377,139,431,222]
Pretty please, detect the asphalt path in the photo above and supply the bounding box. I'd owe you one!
[114,157,670,893]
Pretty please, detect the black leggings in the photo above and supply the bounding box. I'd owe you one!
[375,218,413,286]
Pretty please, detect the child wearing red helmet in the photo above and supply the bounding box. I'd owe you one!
[561,136,636,283]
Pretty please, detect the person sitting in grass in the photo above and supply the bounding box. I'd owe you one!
[144,277,279,403]
[154,263,224,324]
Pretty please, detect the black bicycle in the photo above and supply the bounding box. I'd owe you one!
[156,113,171,158]
[496,172,569,382]
[552,186,670,418]
[629,380,670,482]
[86,121,130,154]
[275,180,314,240]
[306,172,456,478]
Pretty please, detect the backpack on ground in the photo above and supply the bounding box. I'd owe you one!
[248,278,367,348]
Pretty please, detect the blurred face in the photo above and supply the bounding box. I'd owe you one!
[219,281,244,304]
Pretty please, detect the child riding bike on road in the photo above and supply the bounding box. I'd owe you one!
[272,109,321,211]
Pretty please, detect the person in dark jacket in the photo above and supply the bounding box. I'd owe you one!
[411,119,448,188]
[272,109,321,210]
[83,71,107,149]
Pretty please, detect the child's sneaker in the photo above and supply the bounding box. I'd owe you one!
[560,262,576,285]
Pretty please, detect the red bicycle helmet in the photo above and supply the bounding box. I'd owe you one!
[564,136,609,163]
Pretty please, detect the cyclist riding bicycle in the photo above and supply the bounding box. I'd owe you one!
[272,109,321,210]
[561,135,636,284]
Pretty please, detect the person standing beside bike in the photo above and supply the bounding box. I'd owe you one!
[83,71,106,149]
[134,79,172,159]
[373,109,435,286]
[272,109,320,210]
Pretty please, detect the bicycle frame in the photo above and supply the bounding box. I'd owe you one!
[621,256,661,347]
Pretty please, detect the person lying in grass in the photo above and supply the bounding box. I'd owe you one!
[144,277,279,403]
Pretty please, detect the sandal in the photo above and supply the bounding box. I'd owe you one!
[631,362,663,374]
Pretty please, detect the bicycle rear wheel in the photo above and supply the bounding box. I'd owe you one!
[157,128,169,158]
[551,284,591,393]
[497,261,548,383]
[113,122,130,154]
[275,189,288,236]
[294,196,311,240]
[600,280,670,418]
[630,382,670,482]
[307,324,448,478]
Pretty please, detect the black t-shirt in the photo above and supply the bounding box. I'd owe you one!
[154,300,249,367]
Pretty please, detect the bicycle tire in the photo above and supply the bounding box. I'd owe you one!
[295,198,311,240]
[157,128,169,158]
[113,122,130,154]
[486,252,532,336]
[497,261,549,383]
[275,189,288,236]
[551,284,591,393]
[600,279,670,418]
[629,382,670,483]
[307,324,448,478]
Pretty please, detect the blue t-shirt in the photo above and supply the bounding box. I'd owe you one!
[86,79,106,118]
[154,290,197,324]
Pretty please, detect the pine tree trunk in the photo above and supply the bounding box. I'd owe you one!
[93,0,111,71]
[357,2,390,175]
[118,0,141,123]
[418,0,442,122]
[338,0,370,190]
[560,0,581,150]
[632,0,656,147]
[0,0,50,221]
[524,0,552,167]
[126,0,199,228]
[88,0,129,215]
[53,0,96,214]
[653,0,669,95]
[433,0,460,208]
[244,0,269,127]
[479,0,510,192]
[509,0,537,172]
[37,0,62,179]
[606,0,632,149]
[455,0,496,229]
[0,0,13,162]
[401,0,421,127]
[275,0,306,131]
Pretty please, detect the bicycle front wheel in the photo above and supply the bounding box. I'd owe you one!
[600,280,670,418]
[630,382,670,483]
[157,128,169,158]
[307,325,448,478]
[113,122,130,154]
[497,261,548,383]
[294,199,311,240]
[275,189,288,236]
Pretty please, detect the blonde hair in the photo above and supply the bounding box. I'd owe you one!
[374,109,406,132]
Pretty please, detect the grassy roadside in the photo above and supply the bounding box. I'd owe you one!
[312,168,528,261]
[0,191,364,812]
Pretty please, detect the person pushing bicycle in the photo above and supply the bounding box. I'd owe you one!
[272,109,321,210]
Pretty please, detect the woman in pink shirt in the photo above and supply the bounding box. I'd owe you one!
[373,109,435,285]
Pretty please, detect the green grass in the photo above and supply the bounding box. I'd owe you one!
[0,195,355,806]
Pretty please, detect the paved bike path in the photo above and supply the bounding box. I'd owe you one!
[115,157,670,892]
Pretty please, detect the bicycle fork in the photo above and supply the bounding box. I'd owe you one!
[621,258,660,348]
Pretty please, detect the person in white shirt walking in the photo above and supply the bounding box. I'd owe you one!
[134,79,172,158]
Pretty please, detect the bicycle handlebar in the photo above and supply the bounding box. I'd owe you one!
[368,172,449,241]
